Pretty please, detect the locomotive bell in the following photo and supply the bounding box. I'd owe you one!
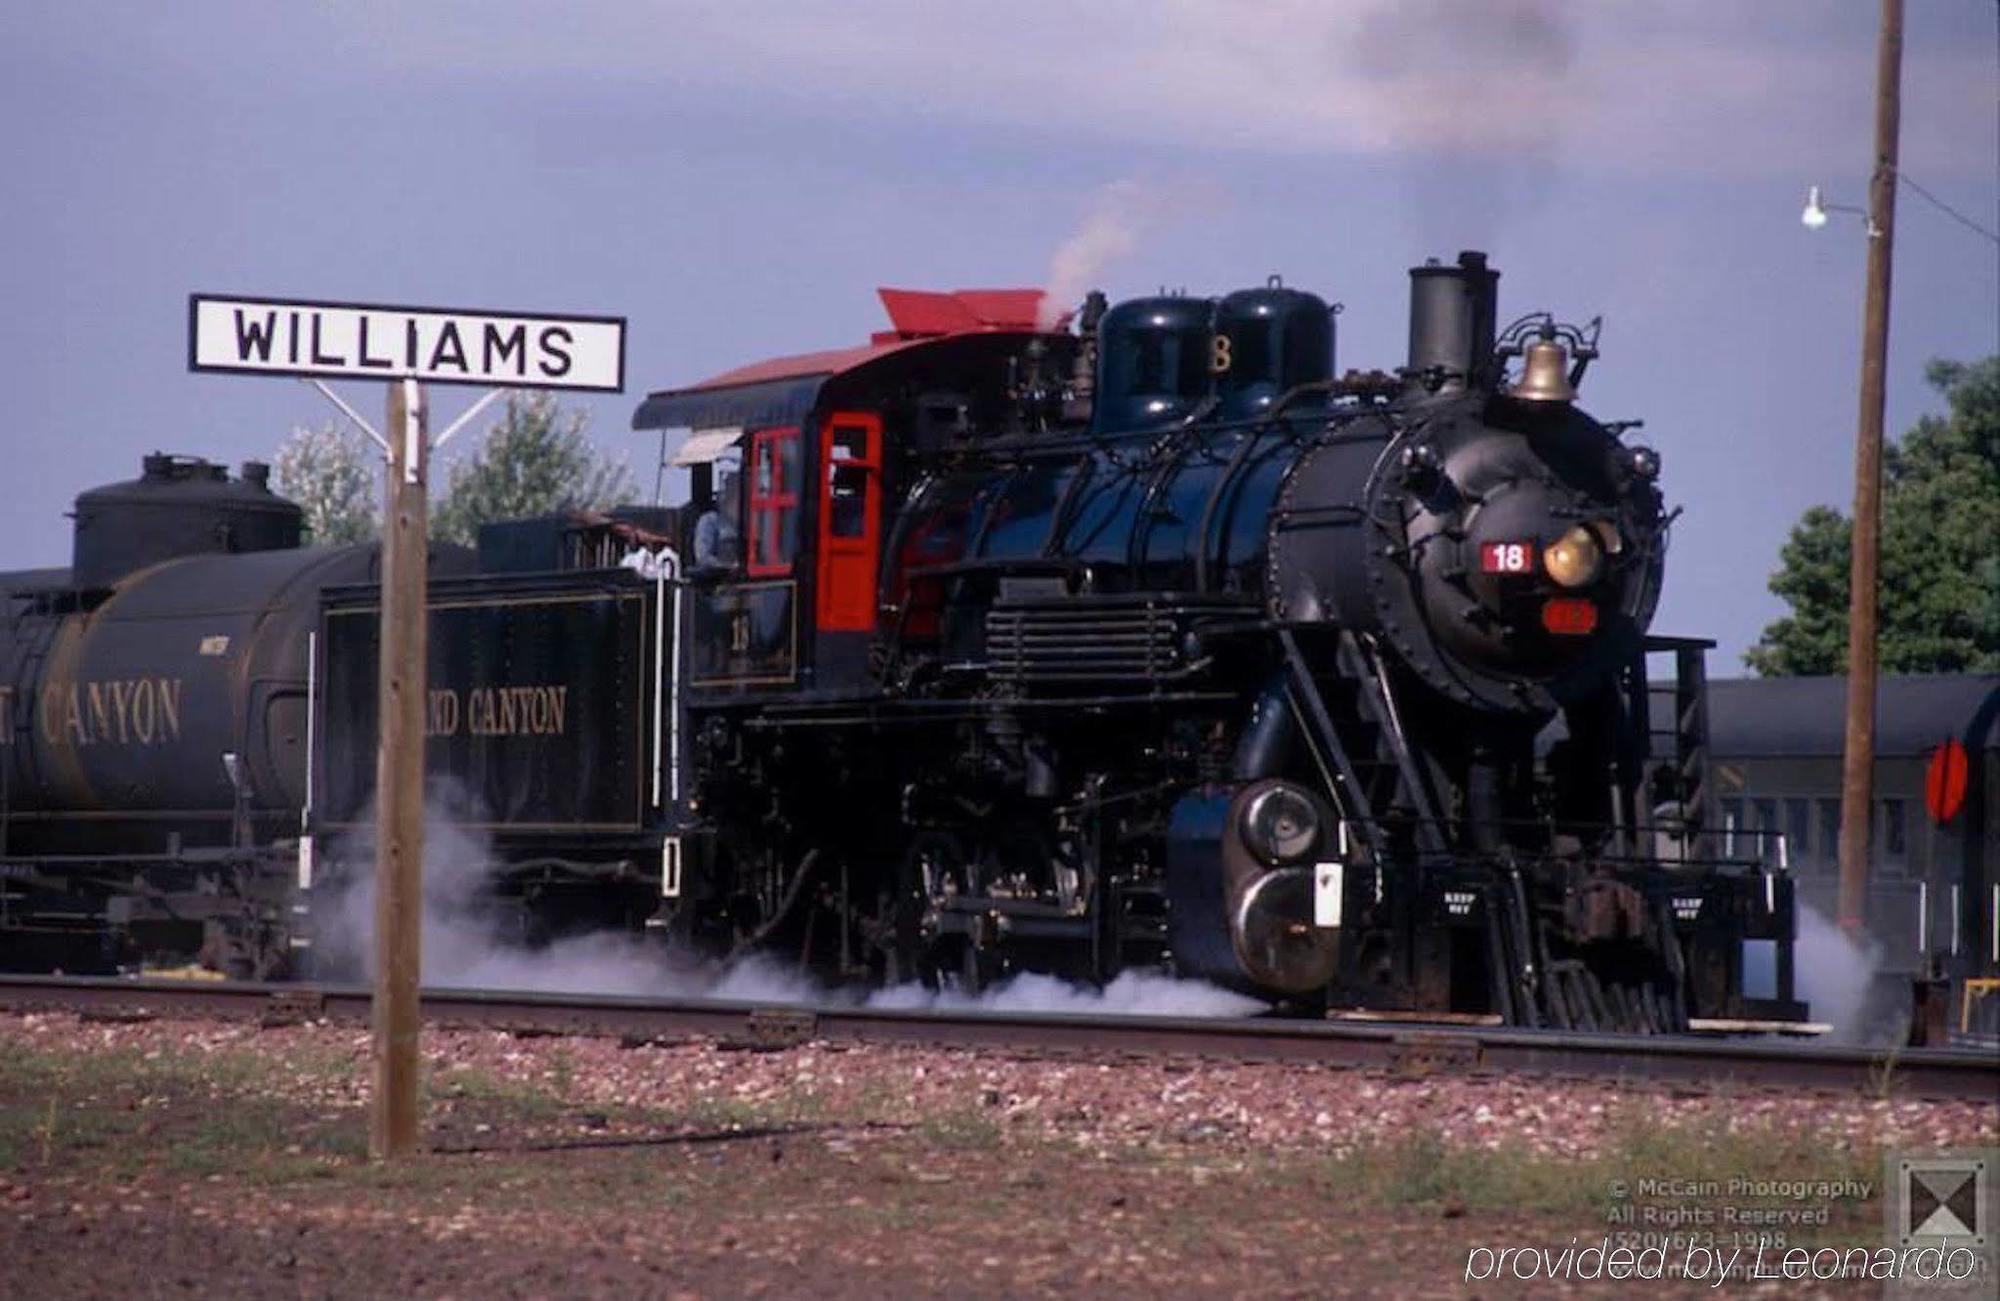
[1509,338,1576,403]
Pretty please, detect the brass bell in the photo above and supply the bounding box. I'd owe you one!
[1509,338,1577,403]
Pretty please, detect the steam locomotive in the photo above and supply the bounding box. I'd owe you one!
[0,252,1829,1031]
[631,254,1804,1031]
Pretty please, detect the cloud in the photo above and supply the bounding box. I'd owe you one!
[20,3,1985,180]
[354,1,1991,179]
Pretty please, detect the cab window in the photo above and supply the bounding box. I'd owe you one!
[748,427,799,577]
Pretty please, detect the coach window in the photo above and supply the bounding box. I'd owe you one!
[1719,797,1743,858]
[748,427,800,577]
[1880,798,1907,866]
[1785,799,1811,871]
[1817,798,1841,869]
[1752,797,1779,867]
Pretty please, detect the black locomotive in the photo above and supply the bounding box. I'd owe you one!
[1,252,1839,1031]
[630,254,1803,1030]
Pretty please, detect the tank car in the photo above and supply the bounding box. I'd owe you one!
[0,454,373,974]
[635,256,1808,1030]
[0,455,675,976]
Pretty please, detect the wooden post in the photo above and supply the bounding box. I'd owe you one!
[1837,0,1902,938]
[372,377,427,1159]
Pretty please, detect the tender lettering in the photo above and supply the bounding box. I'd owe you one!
[425,688,460,738]
[422,685,569,738]
[36,677,184,747]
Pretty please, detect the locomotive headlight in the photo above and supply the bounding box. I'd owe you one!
[1542,525,1605,589]
[1241,784,1321,865]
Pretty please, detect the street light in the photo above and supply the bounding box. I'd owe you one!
[1801,187,1828,229]
[1801,185,1877,236]
[1802,177,1999,245]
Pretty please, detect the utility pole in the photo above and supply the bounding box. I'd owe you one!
[372,377,428,1159]
[1837,0,1903,938]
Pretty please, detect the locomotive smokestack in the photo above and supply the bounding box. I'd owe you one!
[1405,250,1500,394]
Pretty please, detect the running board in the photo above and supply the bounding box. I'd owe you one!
[1687,1017,1831,1036]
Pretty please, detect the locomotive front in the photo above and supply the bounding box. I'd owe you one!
[1271,251,1667,718]
[1177,253,1799,1030]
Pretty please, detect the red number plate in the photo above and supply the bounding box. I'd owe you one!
[1479,541,1534,575]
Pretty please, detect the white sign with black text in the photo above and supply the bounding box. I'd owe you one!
[188,295,625,391]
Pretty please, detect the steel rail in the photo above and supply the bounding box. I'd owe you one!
[1,974,1994,1102]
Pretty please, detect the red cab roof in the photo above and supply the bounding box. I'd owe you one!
[633,287,1059,432]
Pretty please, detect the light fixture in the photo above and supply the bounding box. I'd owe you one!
[1802,184,1872,234]
[1542,525,1606,588]
[1241,784,1321,865]
[1798,178,2000,243]
[1801,186,1830,229]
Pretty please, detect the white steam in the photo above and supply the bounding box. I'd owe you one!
[313,785,1261,1018]
[871,968,1266,1019]
[1792,903,1886,1045]
[1036,178,1181,330]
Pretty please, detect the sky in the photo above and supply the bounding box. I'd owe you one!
[1,1,1995,670]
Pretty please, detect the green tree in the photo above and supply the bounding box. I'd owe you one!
[1746,356,2000,675]
[272,421,379,544]
[430,393,634,545]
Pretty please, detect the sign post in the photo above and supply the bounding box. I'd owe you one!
[191,293,624,1160]
[372,377,427,1159]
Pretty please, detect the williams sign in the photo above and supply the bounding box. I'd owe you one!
[188,294,625,391]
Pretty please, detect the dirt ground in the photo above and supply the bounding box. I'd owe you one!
[1,1011,1994,1299]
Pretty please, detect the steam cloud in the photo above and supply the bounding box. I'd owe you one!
[1791,903,1888,1045]
[1344,0,1578,247]
[1344,0,1576,155]
[313,785,1263,1018]
[314,790,1921,1039]
[1036,179,1180,330]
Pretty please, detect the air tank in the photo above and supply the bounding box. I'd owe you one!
[1091,296,1214,433]
[1215,282,1333,419]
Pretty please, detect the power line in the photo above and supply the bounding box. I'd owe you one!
[1895,172,2000,245]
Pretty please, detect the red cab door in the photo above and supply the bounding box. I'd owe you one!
[815,412,882,632]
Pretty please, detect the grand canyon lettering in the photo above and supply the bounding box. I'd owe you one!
[425,685,569,738]
[4,677,187,747]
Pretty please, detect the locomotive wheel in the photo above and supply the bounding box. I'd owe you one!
[890,833,967,991]
[959,941,1002,998]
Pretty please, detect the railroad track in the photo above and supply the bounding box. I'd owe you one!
[2,973,1995,1102]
